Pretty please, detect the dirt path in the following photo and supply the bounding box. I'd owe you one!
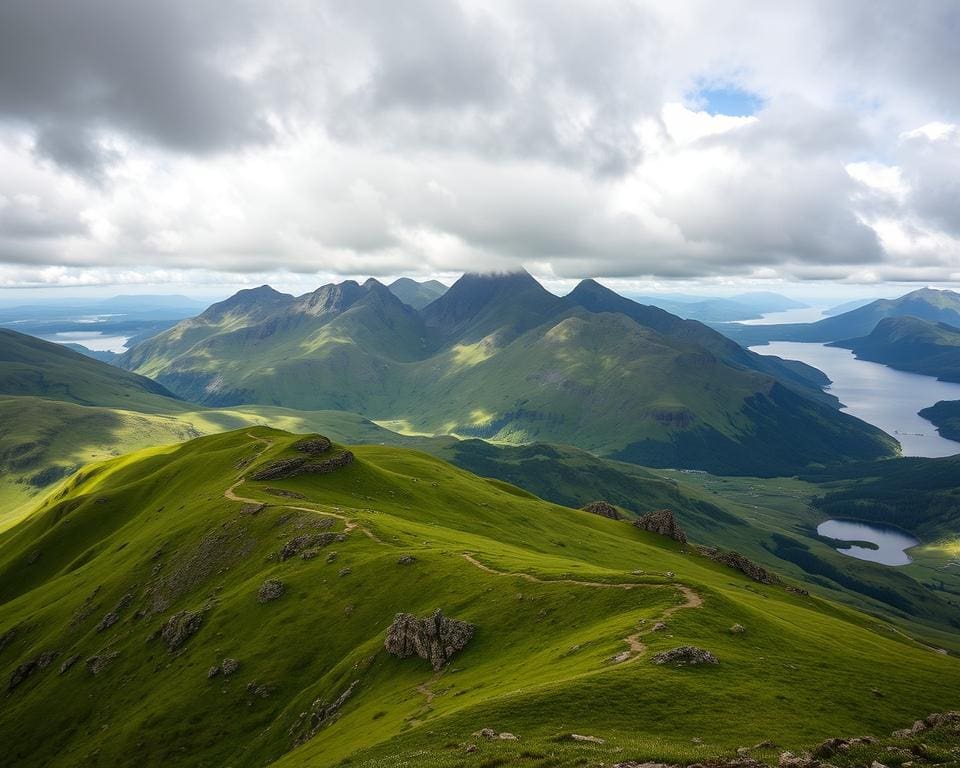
[227,433,704,707]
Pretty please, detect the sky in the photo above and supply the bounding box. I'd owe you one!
[1,0,959,303]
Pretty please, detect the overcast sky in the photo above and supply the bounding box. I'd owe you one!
[1,0,959,300]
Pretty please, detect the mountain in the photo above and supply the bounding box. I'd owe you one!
[387,277,447,309]
[731,292,807,312]
[719,287,960,346]
[628,292,806,323]
[118,272,896,475]
[1,427,956,767]
[830,316,960,382]
[823,297,881,317]
[918,400,960,442]
[0,329,179,410]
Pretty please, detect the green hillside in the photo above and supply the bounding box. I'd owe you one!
[1,428,957,768]
[831,316,960,382]
[0,329,180,411]
[921,400,960,442]
[721,287,960,346]
[118,272,895,475]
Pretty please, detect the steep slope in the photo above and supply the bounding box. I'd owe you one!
[387,277,447,309]
[1,428,957,768]
[0,329,179,411]
[120,272,896,474]
[721,287,960,346]
[831,316,960,382]
[920,400,960,441]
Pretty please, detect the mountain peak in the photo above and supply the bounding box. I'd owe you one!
[200,285,292,319]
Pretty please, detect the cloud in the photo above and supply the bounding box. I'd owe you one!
[1,0,960,288]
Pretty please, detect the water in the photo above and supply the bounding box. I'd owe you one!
[739,306,829,325]
[750,342,960,457]
[817,519,919,566]
[43,331,131,353]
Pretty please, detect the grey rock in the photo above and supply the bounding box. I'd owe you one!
[634,509,687,543]
[257,579,285,603]
[385,609,474,671]
[221,657,239,676]
[581,501,622,520]
[289,679,359,746]
[86,651,119,675]
[160,609,203,651]
[58,655,80,675]
[397,555,417,565]
[651,646,719,666]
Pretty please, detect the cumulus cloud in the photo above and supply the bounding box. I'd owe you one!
[0,0,959,288]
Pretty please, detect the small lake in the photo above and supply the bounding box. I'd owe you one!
[817,519,919,566]
[739,306,829,325]
[42,331,131,353]
[750,341,960,457]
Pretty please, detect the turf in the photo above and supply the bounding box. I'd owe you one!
[0,428,956,767]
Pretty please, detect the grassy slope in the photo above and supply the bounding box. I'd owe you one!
[0,428,957,768]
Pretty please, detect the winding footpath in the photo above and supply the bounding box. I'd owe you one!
[226,433,706,706]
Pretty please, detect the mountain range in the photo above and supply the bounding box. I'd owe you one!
[719,287,960,346]
[118,271,895,475]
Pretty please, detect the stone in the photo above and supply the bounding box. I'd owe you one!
[385,609,474,671]
[86,652,119,675]
[207,665,221,679]
[279,533,338,561]
[610,651,632,663]
[571,733,605,743]
[473,728,498,739]
[581,501,622,520]
[8,660,37,691]
[730,623,746,634]
[697,546,780,585]
[257,579,285,603]
[292,436,332,455]
[634,509,687,543]
[58,655,80,675]
[398,555,417,565]
[652,622,668,631]
[250,449,354,480]
[465,744,477,753]
[498,733,518,740]
[221,657,240,676]
[338,567,352,577]
[651,646,719,666]
[288,680,359,746]
[160,610,203,651]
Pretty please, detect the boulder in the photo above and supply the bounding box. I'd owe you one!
[7,660,37,691]
[581,501,622,520]
[651,646,718,666]
[221,657,240,676]
[258,579,285,603]
[634,510,687,543]
[384,609,474,671]
[730,623,746,634]
[58,655,80,675]
[397,555,417,565]
[86,651,119,675]
[161,610,203,651]
[571,733,605,743]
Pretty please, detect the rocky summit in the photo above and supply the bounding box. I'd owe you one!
[634,509,688,543]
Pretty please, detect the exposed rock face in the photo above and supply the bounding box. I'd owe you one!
[86,651,119,675]
[161,610,203,651]
[651,646,719,666]
[58,655,80,675]
[279,532,340,561]
[250,449,354,481]
[634,509,687,543]
[257,579,285,603]
[8,650,60,691]
[697,546,780,585]
[289,679,359,747]
[95,593,132,633]
[582,501,622,520]
[384,609,474,671]
[292,436,332,455]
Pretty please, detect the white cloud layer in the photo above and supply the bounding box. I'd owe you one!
[1,0,960,288]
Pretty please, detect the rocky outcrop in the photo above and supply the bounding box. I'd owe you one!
[893,711,960,738]
[651,646,718,666]
[250,449,354,481]
[582,501,622,520]
[58,655,80,675]
[95,593,133,632]
[292,436,332,455]
[384,609,474,671]
[634,509,687,543]
[161,610,203,651]
[289,679,359,746]
[279,532,341,561]
[86,651,119,675]
[208,657,240,678]
[697,546,780,585]
[397,555,417,565]
[257,579,285,603]
[7,650,59,691]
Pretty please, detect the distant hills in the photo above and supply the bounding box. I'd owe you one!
[831,315,960,382]
[719,287,960,346]
[630,291,806,322]
[118,271,895,474]
[387,277,447,309]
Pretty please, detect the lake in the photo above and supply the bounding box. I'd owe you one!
[42,331,131,353]
[750,341,960,457]
[817,519,919,566]
[739,306,830,325]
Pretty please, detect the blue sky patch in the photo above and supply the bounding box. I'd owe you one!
[691,86,765,117]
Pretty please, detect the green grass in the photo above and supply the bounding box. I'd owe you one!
[0,428,957,767]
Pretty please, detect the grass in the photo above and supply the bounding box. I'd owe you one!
[0,428,957,767]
